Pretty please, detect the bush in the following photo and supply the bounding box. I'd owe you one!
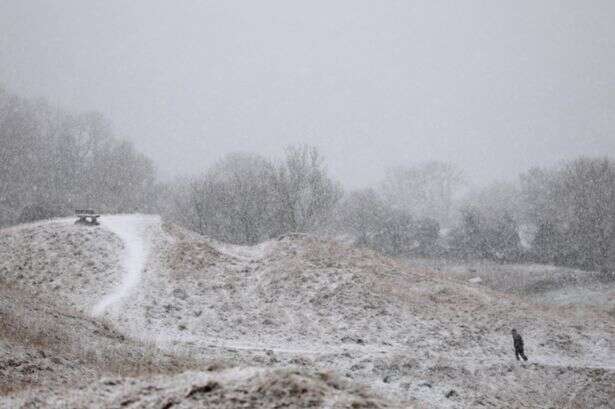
[17,204,61,224]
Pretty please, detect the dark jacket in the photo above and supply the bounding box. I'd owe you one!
[513,332,524,351]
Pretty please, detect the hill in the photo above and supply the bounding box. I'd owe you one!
[1,215,614,407]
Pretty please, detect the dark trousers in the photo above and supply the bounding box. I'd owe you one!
[515,348,528,361]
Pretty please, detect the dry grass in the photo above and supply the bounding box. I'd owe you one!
[7,367,399,409]
[0,285,199,396]
[3,218,615,408]
[0,220,124,314]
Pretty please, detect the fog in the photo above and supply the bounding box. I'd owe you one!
[2,1,614,187]
[4,4,615,407]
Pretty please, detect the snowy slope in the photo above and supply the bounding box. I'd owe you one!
[1,215,614,408]
[92,214,155,316]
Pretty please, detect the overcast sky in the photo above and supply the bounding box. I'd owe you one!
[1,1,614,187]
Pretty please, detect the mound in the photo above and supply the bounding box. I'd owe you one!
[7,368,395,409]
[1,215,614,407]
[0,284,193,396]
[0,219,123,313]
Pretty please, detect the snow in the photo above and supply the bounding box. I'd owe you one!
[92,214,157,317]
[3,214,615,408]
[211,240,272,261]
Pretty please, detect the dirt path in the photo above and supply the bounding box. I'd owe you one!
[92,214,157,317]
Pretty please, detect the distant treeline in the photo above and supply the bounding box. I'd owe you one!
[158,148,343,244]
[163,147,614,274]
[0,88,155,226]
[2,89,614,273]
[342,157,615,274]
[449,158,615,274]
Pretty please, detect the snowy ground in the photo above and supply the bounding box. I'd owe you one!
[1,215,615,408]
[92,215,155,317]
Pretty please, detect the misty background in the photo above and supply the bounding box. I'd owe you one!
[2,0,614,187]
[2,1,615,274]
[3,4,615,407]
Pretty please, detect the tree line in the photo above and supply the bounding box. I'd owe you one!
[159,147,342,244]
[443,158,615,274]
[0,88,155,226]
[2,89,614,273]
[167,150,615,274]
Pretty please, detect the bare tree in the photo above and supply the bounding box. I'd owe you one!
[520,157,615,273]
[559,158,615,273]
[0,89,156,226]
[269,145,342,234]
[162,146,342,244]
[380,161,463,226]
[337,188,386,246]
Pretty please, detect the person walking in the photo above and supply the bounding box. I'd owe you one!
[511,328,528,361]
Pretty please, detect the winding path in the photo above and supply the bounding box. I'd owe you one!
[92,214,155,317]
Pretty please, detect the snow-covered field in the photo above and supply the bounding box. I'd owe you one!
[1,215,614,408]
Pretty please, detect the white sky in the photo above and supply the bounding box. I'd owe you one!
[1,1,614,187]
